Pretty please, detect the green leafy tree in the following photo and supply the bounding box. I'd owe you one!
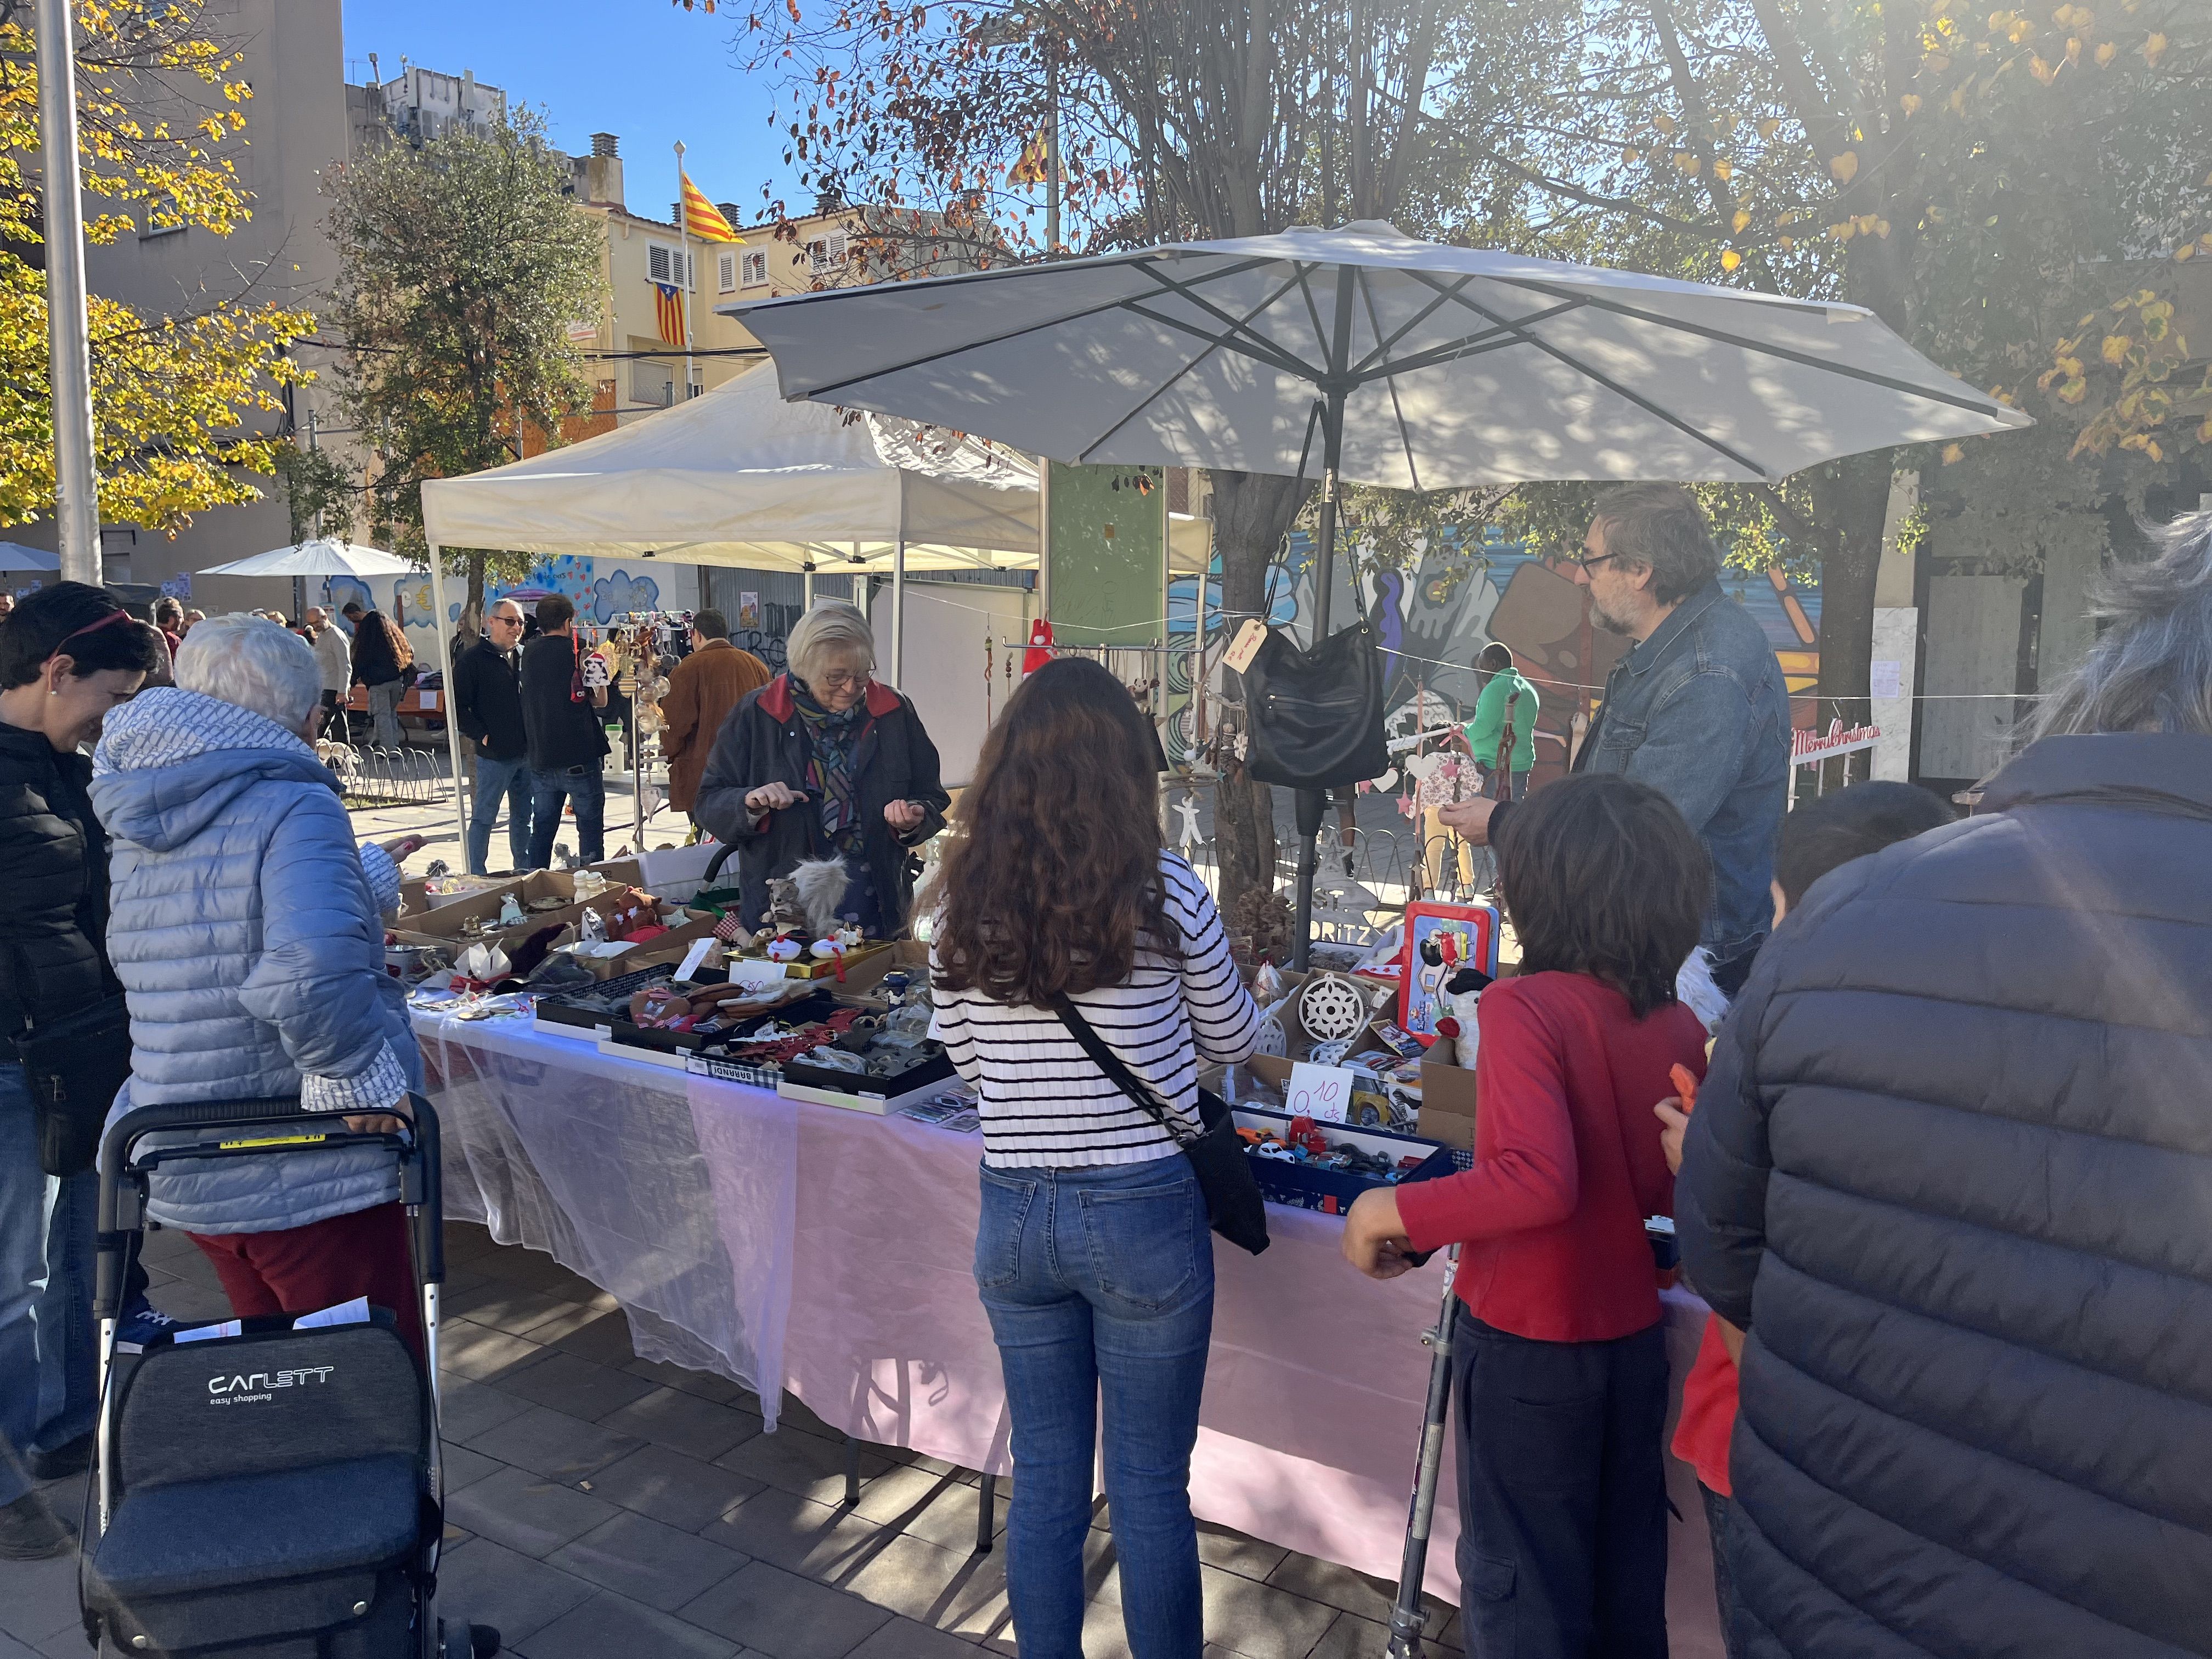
[0,0,314,531]
[326,108,604,634]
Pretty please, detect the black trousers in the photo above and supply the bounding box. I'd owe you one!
[1452,1308,1670,1659]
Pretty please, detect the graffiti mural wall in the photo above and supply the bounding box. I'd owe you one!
[326,556,702,663]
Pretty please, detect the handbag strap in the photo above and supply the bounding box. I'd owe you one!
[1048,994,1198,1148]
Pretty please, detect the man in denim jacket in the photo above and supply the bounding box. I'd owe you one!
[1445,484,1789,992]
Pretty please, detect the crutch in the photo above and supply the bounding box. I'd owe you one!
[1384,1243,1462,1658]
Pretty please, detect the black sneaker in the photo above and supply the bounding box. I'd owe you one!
[28,1432,91,1481]
[0,1492,72,1560]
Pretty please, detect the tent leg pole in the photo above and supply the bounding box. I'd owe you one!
[891,538,906,686]
[803,562,815,610]
[1294,388,1347,970]
[428,545,470,862]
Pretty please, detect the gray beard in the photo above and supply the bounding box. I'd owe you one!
[1592,603,1635,636]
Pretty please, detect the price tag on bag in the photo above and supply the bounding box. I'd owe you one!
[1223,618,1269,675]
[1284,1060,1356,1124]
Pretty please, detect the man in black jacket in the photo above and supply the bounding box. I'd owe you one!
[452,599,533,874]
[1677,514,2212,1658]
[0,584,163,1556]
[519,595,608,868]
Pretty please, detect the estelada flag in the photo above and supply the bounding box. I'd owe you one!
[1021,618,1054,676]
[652,281,685,345]
[680,172,741,244]
[1006,130,1050,187]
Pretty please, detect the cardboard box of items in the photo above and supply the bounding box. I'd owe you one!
[1241,966,1482,1152]
[390,867,644,957]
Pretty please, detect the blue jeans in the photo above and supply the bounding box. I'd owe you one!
[468,752,535,874]
[0,1063,98,1506]
[975,1155,1213,1659]
[527,765,605,869]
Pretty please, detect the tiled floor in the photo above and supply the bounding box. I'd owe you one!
[1,1221,1458,1659]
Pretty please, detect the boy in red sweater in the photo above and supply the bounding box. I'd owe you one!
[1345,774,1712,1659]
[1653,780,1953,1656]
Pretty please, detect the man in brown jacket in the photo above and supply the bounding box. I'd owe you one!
[660,608,770,822]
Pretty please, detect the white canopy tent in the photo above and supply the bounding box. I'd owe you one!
[414,362,1211,853]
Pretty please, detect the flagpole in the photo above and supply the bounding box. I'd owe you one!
[675,140,694,399]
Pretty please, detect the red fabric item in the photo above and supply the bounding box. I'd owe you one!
[189,1201,425,1361]
[1393,972,1707,1344]
[1673,1313,1741,1496]
[1021,619,1054,676]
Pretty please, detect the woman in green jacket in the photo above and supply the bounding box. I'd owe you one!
[1458,641,1538,800]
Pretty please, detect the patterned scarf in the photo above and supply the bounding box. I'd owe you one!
[792,681,868,845]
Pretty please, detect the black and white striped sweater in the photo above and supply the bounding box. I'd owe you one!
[929,854,1262,1169]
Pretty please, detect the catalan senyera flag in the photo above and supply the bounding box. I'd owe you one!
[680,172,741,244]
[1007,130,1050,187]
[652,281,685,345]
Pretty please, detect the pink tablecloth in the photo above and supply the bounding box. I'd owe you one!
[419,1013,1722,1647]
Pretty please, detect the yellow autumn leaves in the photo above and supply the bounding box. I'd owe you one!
[2049,290,2205,466]
[0,0,313,531]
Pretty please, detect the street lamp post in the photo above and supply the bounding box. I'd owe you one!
[36,0,100,585]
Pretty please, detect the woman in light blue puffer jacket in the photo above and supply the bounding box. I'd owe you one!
[93,614,427,1353]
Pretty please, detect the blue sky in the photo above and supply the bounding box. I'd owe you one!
[341,1,795,223]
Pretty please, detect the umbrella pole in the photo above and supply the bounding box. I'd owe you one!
[891,529,907,687]
[1291,386,1348,973]
[428,544,470,859]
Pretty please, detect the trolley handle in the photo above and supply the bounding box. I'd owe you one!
[94,1094,444,1316]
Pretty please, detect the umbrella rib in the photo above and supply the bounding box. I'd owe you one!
[1407,270,1772,479]
[1074,273,1328,465]
[1349,275,1480,376]
[795,285,1211,402]
[1479,275,2011,419]
[1128,260,1329,382]
[1121,297,1319,383]
[1359,301,1585,383]
[1357,266,1424,493]
[1295,266,1331,369]
[794,256,1296,404]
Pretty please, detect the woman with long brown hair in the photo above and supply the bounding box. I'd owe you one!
[932,656,1259,1658]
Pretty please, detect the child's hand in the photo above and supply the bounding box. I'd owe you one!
[1342,1188,1418,1280]
[1654,1099,1690,1175]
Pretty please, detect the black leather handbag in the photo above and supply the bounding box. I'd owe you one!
[1242,621,1389,789]
[1051,995,1270,1256]
[19,993,134,1176]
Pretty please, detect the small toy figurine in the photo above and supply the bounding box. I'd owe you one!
[496,893,526,927]
[1436,966,1492,1068]
[579,907,607,946]
[765,934,804,962]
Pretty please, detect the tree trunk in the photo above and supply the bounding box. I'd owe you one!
[461,551,487,652]
[1207,468,1311,915]
[1810,453,1893,785]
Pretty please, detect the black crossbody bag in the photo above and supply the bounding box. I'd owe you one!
[18,993,134,1176]
[1049,994,1269,1256]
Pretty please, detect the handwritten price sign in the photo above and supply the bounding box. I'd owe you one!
[1285,1060,1356,1124]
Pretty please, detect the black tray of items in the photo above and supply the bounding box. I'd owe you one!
[536,971,836,1056]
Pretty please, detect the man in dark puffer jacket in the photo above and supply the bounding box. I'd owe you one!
[1678,511,2212,1658]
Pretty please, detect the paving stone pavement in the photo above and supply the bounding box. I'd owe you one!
[1,1220,1458,1659]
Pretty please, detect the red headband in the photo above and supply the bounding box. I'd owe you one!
[54,608,135,654]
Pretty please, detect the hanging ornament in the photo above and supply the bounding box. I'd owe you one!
[1022,618,1055,676]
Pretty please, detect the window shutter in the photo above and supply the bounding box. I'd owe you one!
[741,250,768,287]
[718,251,737,292]
[647,243,672,284]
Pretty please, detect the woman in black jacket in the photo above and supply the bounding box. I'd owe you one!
[1676,514,2212,1659]
[694,601,948,935]
[0,584,162,1559]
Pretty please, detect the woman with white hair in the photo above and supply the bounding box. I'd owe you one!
[91,613,430,1354]
[695,600,949,934]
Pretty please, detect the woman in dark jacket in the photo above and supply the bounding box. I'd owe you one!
[0,585,162,1558]
[694,601,947,934]
[1676,512,2212,1659]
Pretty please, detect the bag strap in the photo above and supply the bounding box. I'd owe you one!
[1048,994,1198,1148]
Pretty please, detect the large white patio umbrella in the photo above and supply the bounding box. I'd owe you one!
[732,219,2032,961]
[196,539,417,579]
[0,543,61,575]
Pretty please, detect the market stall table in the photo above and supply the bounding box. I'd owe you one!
[413,1007,1723,1642]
